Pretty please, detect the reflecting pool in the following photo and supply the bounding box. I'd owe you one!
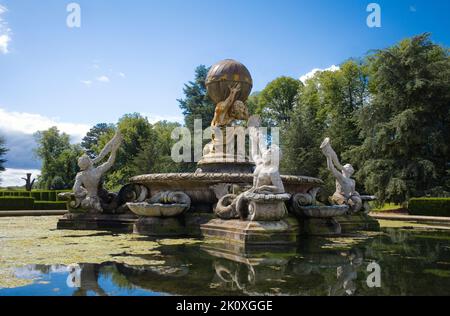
[0,217,449,296]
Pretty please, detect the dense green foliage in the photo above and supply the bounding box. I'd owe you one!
[349,33,450,203]
[34,127,83,190]
[81,123,115,158]
[408,198,450,217]
[257,76,302,126]
[132,121,185,175]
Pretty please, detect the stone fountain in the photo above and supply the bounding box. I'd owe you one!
[58,59,379,245]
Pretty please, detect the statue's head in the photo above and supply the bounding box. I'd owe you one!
[78,154,93,171]
[262,144,281,168]
[342,164,354,178]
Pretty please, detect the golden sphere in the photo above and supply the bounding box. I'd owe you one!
[206,59,253,104]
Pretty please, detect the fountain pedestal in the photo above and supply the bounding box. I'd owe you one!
[334,213,380,233]
[57,213,137,232]
[133,213,215,237]
[200,216,299,246]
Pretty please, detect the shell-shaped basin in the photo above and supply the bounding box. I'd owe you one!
[299,205,349,218]
[127,202,188,217]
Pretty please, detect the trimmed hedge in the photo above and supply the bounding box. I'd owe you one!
[0,197,67,211]
[0,197,35,210]
[408,198,450,217]
[0,190,69,202]
[33,201,67,210]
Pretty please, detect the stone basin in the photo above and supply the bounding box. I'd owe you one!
[126,202,188,217]
[129,173,323,210]
[296,205,349,218]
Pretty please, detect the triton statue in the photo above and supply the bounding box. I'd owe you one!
[60,131,123,213]
[320,137,362,213]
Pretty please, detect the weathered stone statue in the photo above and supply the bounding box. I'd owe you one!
[320,138,362,213]
[61,131,123,213]
[197,59,253,173]
[214,117,290,221]
[248,117,284,194]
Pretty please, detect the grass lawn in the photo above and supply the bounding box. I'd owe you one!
[371,203,406,212]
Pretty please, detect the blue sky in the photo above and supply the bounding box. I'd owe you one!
[0,0,449,185]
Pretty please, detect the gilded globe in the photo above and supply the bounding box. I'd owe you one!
[206,59,253,104]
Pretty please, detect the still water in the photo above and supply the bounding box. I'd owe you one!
[0,226,449,296]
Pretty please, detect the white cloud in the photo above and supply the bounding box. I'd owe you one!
[299,65,340,84]
[0,107,90,142]
[80,80,93,86]
[0,33,10,54]
[118,72,126,78]
[0,168,41,187]
[96,75,110,83]
[0,4,11,54]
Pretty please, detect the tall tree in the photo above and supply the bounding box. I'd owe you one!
[178,65,215,130]
[132,121,184,175]
[258,76,302,126]
[281,61,369,199]
[350,33,450,203]
[321,60,369,155]
[34,127,82,189]
[81,123,115,158]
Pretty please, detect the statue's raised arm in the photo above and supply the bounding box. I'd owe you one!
[97,131,123,175]
[93,130,123,165]
[321,138,344,171]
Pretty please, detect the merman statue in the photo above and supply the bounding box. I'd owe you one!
[72,130,123,212]
[320,137,362,213]
[248,116,284,195]
[214,116,290,221]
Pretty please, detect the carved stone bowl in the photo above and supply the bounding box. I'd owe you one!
[130,173,323,210]
[297,205,349,218]
[127,202,189,218]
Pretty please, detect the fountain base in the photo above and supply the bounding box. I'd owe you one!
[297,213,380,236]
[133,213,215,237]
[57,213,137,232]
[335,213,381,233]
[200,216,299,246]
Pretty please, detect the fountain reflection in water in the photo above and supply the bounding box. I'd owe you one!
[2,228,450,296]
